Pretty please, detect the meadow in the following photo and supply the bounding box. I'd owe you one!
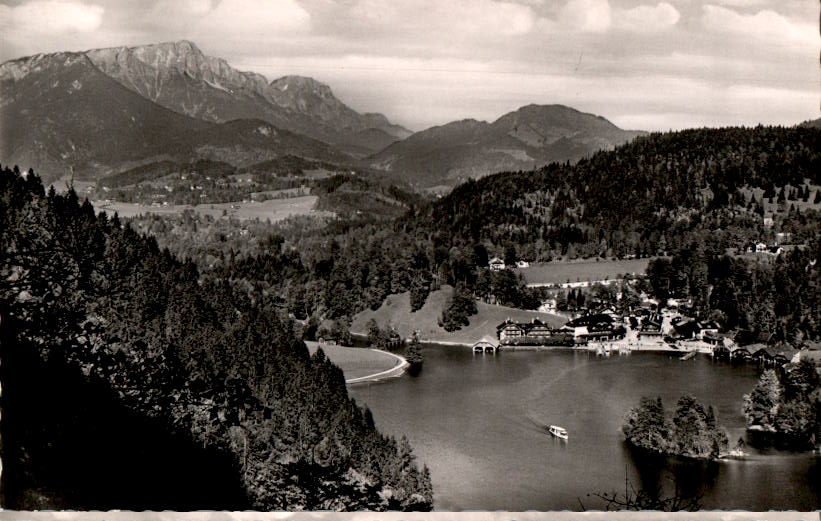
[515,258,650,286]
[91,195,331,222]
[305,342,404,381]
[351,285,566,346]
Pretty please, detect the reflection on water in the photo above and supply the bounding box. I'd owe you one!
[348,346,820,511]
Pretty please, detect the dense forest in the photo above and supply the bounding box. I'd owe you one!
[644,247,820,344]
[2,123,819,509]
[123,125,820,343]
[743,360,821,446]
[0,165,433,510]
[422,125,820,259]
[622,395,729,460]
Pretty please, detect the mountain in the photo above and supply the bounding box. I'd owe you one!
[369,104,645,188]
[0,42,641,187]
[0,51,346,182]
[84,41,410,153]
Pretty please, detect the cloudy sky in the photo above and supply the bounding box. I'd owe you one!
[0,0,817,131]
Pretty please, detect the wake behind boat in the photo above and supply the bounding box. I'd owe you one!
[549,425,568,440]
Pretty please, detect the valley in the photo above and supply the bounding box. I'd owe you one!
[91,195,326,222]
[1,29,820,514]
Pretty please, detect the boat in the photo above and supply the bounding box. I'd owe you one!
[548,425,568,440]
[680,351,697,361]
[727,449,746,459]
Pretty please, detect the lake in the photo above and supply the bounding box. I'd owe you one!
[348,346,820,511]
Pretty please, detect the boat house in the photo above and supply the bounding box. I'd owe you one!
[473,336,500,354]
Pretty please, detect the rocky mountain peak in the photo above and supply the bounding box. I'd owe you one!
[2,40,410,154]
[269,76,334,101]
[0,51,90,82]
[86,40,270,97]
[129,40,205,69]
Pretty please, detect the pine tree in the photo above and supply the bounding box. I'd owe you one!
[405,331,423,366]
[743,370,782,430]
[409,274,430,312]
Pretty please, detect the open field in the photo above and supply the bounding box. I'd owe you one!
[305,342,405,381]
[48,176,97,195]
[250,187,309,198]
[515,258,650,286]
[351,285,566,345]
[91,195,332,222]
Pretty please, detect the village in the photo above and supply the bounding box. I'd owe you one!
[473,295,818,375]
[463,253,820,375]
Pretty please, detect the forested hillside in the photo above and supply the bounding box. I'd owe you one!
[103,125,820,343]
[0,165,433,510]
[422,125,820,258]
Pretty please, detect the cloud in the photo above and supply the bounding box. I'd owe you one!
[0,0,815,133]
[615,3,680,32]
[0,0,104,34]
[702,5,817,48]
[149,0,214,19]
[559,0,611,32]
[710,0,767,6]
[347,0,537,39]
[195,0,312,37]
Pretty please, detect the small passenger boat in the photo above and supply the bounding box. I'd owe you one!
[548,425,568,440]
[726,449,746,459]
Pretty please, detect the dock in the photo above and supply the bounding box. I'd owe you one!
[680,351,697,361]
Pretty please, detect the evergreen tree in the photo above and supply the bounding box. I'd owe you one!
[404,331,424,374]
[0,166,434,511]
[409,274,431,312]
[743,370,782,431]
[438,284,477,332]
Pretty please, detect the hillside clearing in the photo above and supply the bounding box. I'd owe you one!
[351,285,566,345]
[91,195,332,222]
[305,342,405,381]
[516,258,650,286]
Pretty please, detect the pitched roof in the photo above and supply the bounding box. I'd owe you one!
[475,335,499,347]
[565,313,613,328]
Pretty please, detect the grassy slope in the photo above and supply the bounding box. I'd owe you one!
[351,285,567,345]
[91,196,329,221]
[305,342,402,380]
[515,258,650,285]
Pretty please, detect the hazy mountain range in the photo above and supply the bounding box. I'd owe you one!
[0,40,643,187]
[370,104,646,188]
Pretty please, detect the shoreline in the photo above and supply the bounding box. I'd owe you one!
[344,349,409,384]
[415,337,714,355]
[306,341,410,384]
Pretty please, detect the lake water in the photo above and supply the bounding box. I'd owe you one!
[348,346,821,511]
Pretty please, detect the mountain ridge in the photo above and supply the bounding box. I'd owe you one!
[81,40,410,152]
[0,51,347,182]
[368,104,646,188]
[1,41,647,187]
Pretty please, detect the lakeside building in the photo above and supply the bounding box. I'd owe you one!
[495,314,625,346]
[638,313,663,338]
[558,313,626,342]
[473,336,500,354]
[496,318,574,346]
[671,318,720,340]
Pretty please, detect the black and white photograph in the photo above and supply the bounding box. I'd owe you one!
[0,0,819,515]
